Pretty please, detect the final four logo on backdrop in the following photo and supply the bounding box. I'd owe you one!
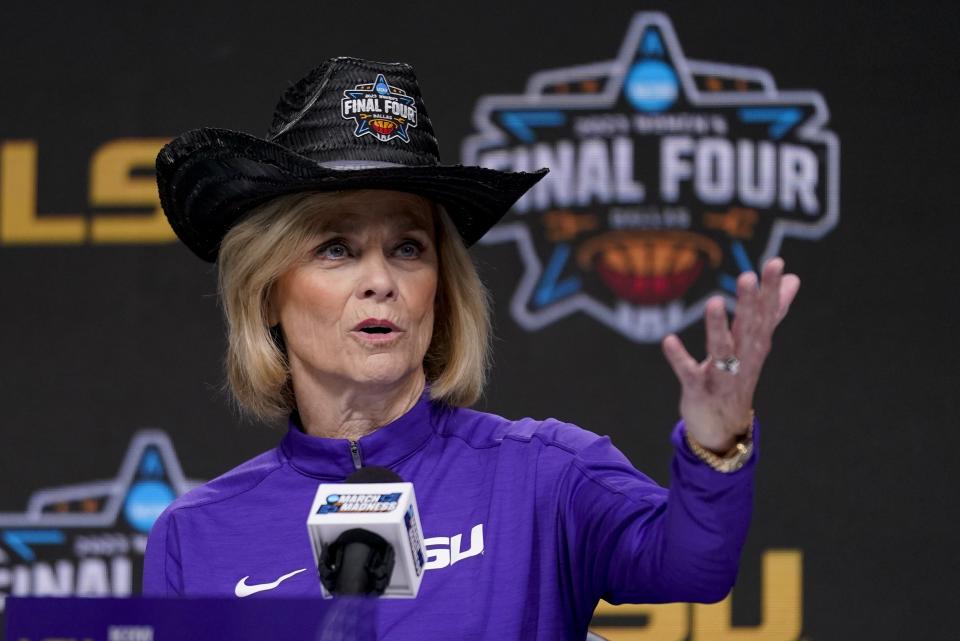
[342,74,418,143]
[462,12,839,342]
[0,431,198,610]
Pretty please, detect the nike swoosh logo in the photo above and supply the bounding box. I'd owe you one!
[234,568,307,597]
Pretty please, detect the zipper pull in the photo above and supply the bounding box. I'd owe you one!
[349,440,363,470]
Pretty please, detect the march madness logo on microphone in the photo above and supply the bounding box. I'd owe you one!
[318,492,402,513]
[462,12,839,342]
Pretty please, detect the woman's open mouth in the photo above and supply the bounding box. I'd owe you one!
[351,319,404,344]
[350,327,403,345]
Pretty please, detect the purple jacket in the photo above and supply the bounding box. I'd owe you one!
[143,389,758,640]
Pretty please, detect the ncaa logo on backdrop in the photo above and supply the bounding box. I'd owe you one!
[0,431,198,611]
[462,12,839,341]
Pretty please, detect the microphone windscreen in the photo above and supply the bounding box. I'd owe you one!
[346,466,402,483]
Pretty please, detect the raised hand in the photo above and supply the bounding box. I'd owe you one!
[661,258,800,453]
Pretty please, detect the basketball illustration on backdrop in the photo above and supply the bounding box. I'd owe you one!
[576,230,722,305]
[462,11,839,342]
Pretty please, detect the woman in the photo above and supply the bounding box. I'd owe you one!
[144,57,800,640]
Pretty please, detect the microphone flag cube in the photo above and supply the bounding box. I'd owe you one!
[307,482,426,598]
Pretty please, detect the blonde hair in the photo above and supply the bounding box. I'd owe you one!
[217,190,491,422]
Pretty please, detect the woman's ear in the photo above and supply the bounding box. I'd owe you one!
[265,284,279,326]
[269,324,286,352]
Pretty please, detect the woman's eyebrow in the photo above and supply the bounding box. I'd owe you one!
[395,219,431,234]
[313,217,362,235]
[311,209,432,235]
[394,208,435,232]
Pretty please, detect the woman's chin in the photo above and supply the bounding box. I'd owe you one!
[350,360,420,388]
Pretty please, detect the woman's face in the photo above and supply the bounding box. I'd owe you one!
[269,190,438,392]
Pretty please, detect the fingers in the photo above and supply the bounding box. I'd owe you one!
[736,269,759,302]
[776,274,801,323]
[731,270,763,358]
[734,269,759,330]
[665,257,798,393]
[756,258,801,326]
[759,257,784,321]
[662,334,700,388]
[734,258,798,325]
[704,296,735,358]
[730,257,796,373]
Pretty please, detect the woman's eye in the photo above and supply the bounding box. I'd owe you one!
[317,241,350,259]
[395,240,423,259]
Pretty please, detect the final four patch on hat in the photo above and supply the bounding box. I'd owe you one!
[341,73,419,143]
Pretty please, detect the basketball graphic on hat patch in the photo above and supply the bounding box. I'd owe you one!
[341,73,418,143]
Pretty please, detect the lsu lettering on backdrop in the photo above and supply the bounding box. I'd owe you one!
[590,550,804,641]
[462,12,839,342]
[0,138,174,245]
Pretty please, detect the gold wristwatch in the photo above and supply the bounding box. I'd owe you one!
[684,412,755,473]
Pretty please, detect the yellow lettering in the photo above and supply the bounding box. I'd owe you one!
[89,138,174,243]
[0,140,85,244]
[592,601,687,641]
[692,550,803,641]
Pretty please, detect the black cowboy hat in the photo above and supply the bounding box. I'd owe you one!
[157,56,548,262]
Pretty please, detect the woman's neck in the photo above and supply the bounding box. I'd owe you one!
[291,370,426,440]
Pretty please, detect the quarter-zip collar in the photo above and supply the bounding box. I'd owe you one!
[280,387,437,479]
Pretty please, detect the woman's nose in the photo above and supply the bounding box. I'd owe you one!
[356,252,397,301]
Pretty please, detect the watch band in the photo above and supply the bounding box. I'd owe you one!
[684,412,755,473]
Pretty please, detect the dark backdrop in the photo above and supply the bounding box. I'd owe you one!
[1,1,957,639]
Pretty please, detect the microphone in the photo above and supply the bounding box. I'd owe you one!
[307,466,426,598]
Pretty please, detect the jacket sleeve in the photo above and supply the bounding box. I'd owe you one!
[559,419,758,606]
[142,507,184,596]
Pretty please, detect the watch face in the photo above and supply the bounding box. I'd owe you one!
[685,428,754,472]
[719,443,754,473]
